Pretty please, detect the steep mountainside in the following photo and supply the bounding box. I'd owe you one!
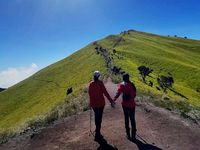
[98,30,200,111]
[0,30,200,139]
[0,45,106,136]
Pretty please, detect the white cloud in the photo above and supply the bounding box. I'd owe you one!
[0,63,39,88]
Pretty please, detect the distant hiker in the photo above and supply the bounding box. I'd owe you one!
[114,73,137,141]
[89,71,115,141]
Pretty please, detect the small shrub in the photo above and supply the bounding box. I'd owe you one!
[163,96,170,101]
[45,110,59,124]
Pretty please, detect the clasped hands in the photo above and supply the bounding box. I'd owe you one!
[110,98,117,108]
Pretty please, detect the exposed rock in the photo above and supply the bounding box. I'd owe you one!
[144,107,151,113]
[149,81,153,87]
[156,86,161,91]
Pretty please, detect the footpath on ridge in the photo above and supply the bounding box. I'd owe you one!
[1,78,200,150]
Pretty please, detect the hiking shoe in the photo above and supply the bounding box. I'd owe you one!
[94,134,104,141]
[131,136,137,142]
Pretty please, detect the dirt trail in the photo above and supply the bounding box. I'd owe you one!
[1,78,200,150]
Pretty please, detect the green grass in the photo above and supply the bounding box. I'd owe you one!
[0,44,107,137]
[0,30,200,140]
[98,30,200,115]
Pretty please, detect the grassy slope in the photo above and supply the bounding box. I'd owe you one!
[0,30,200,136]
[0,44,106,134]
[98,30,200,110]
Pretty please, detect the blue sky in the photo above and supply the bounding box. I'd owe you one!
[0,0,200,87]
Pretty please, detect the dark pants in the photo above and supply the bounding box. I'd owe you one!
[93,107,104,136]
[122,106,136,137]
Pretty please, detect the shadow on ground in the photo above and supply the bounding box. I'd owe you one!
[95,138,118,150]
[132,139,162,150]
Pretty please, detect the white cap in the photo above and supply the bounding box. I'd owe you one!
[94,71,100,78]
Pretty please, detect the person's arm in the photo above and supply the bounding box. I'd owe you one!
[131,82,139,106]
[113,84,123,101]
[131,82,137,99]
[101,82,113,103]
[88,83,92,108]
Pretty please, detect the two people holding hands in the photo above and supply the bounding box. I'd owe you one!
[88,71,137,141]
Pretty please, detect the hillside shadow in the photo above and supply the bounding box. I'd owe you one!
[33,78,66,88]
[132,139,162,150]
[169,88,188,100]
[95,138,118,150]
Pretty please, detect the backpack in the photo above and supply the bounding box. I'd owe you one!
[122,82,136,102]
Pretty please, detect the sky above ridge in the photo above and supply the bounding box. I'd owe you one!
[0,0,200,87]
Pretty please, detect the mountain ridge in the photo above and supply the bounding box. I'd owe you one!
[0,29,200,141]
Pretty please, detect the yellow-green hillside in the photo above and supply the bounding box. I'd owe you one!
[98,30,200,118]
[0,30,200,139]
[0,44,107,136]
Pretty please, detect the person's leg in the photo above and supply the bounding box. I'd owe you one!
[93,107,104,139]
[129,107,136,140]
[122,106,130,139]
[97,107,104,135]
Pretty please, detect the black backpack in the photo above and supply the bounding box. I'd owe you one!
[122,82,136,102]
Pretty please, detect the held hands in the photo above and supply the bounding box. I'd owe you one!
[111,101,116,108]
[110,97,117,108]
[110,100,116,108]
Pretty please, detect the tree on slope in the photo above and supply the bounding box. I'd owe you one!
[157,75,174,93]
[138,65,153,83]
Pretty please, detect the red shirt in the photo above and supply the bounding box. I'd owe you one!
[89,80,112,108]
[115,82,136,108]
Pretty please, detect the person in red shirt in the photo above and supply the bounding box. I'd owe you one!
[88,71,114,141]
[114,73,137,141]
